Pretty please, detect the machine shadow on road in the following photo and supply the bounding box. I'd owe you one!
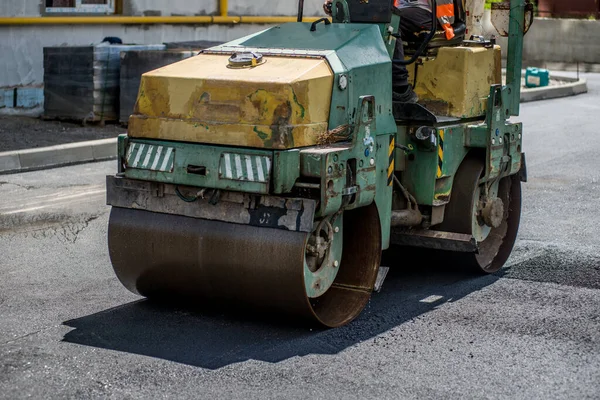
[62,254,502,370]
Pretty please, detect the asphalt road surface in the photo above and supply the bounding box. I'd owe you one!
[1,74,599,399]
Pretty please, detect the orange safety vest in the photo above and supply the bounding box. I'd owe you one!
[394,0,456,40]
[435,0,455,40]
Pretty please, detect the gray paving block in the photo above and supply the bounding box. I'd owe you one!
[521,79,588,102]
[91,138,118,160]
[18,142,95,170]
[0,152,21,173]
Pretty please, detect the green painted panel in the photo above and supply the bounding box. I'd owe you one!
[506,0,525,116]
[483,86,523,181]
[401,133,436,206]
[240,22,374,52]
[117,133,128,173]
[272,149,300,194]
[324,52,351,136]
[465,125,488,148]
[121,138,273,194]
[399,125,470,206]
[333,24,396,137]
[299,143,376,218]
[437,127,464,178]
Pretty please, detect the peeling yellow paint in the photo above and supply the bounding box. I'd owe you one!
[407,45,502,118]
[128,116,328,150]
[434,189,451,200]
[130,54,334,149]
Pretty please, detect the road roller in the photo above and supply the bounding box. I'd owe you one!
[106,0,530,327]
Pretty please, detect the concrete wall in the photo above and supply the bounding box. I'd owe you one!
[0,1,41,17]
[0,0,220,17]
[483,15,600,66]
[124,0,322,16]
[0,0,323,17]
[123,0,218,16]
[0,24,273,88]
[521,18,600,65]
[228,0,321,16]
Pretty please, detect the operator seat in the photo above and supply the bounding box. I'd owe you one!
[403,0,467,52]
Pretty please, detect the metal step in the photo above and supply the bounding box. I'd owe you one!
[390,229,478,253]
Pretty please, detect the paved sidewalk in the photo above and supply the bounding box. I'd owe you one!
[0,115,125,152]
[0,116,124,174]
[0,138,118,174]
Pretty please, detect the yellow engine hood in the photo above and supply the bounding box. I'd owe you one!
[128,53,334,149]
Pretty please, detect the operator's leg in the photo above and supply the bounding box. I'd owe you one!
[392,7,433,103]
[392,39,413,101]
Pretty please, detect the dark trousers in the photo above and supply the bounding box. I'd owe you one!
[392,7,433,91]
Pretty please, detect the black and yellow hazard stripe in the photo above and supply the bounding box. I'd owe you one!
[437,129,444,178]
[388,135,395,186]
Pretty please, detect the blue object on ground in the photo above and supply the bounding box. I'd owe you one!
[525,67,550,88]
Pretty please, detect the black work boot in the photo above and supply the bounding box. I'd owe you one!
[392,85,418,103]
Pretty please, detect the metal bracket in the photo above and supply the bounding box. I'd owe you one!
[331,0,350,23]
[152,183,165,198]
[519,152,527,182]
[463,35,496,48]
[374,266,389,293]
[342,186,358,196]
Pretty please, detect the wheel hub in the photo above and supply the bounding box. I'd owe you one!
[306,220,333,270]
[480,197,504,228]
[304,215,343,298]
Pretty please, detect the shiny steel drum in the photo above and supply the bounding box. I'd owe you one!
[108,203,382,327]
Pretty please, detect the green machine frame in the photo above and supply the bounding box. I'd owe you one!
[111,0,528,253]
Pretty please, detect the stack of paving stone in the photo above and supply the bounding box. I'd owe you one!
[43,42,165,125]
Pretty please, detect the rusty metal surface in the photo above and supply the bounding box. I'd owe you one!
[390,229,478,253]
[106,176,316,232]
[107,202,382,327]
[389,209,423,227]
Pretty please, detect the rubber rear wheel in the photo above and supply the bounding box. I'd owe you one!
[437,157,522,273]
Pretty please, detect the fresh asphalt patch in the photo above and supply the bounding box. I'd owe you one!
[500,242,600,290]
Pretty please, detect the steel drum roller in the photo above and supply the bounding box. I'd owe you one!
[108,203,381,327]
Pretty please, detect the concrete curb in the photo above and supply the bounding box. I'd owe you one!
[0,138,117,175]
[520,75,588,103]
